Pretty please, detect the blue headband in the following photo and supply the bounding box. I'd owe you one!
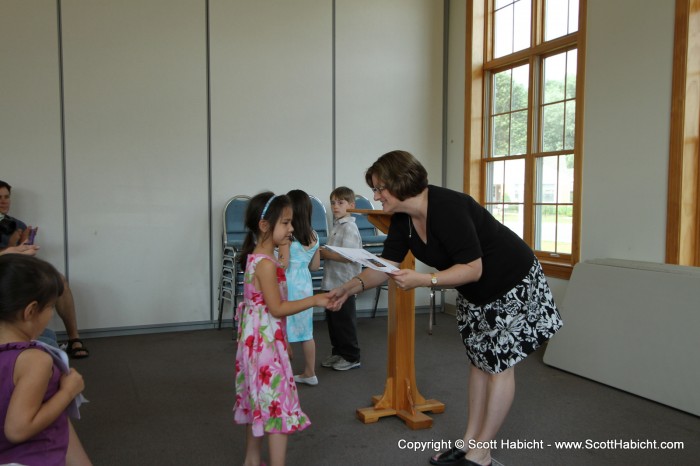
[260,195,278,221]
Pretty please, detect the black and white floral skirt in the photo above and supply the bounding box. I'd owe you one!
[456,259,563,374]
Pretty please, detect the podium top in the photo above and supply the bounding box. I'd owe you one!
[348,208,392,233]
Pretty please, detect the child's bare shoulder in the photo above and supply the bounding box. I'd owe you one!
[14,347,53,378]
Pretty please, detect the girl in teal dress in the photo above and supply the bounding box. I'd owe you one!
[234,192,330,466]
[279,190,321,386]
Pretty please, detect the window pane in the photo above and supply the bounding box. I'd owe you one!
[541,102,564,152]
[536,156,558,203]
[534,155,573,253]
[504,203,524,237]
[543,53,566,104]
[487,204,504,223]
[486,161,505,203]
[545,0,578,41]
[511,64,529,110]
[511,110,528,155]
[564,100,576,150]
[503,158,525,203]
[565,49,577,99]
[556,205,573,253]
[493,70,512,114]
[494,1,531,58]
[494,5,514,58]
[492,114,510,156]
[534,203,560,252]
[558,154,574,202]
[568,0,579,35]
[513,0,532,53]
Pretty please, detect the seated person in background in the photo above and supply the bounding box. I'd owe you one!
[0,180,89,359]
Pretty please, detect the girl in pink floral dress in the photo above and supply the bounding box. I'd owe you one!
[234,192,331,466]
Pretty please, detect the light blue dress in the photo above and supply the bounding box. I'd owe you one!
[285,235,320,343]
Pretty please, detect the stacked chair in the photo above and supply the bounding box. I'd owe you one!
[217,195,250,329]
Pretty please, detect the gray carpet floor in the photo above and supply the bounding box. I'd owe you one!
[69,314,699,465]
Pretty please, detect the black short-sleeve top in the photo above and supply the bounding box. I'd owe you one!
[380,185,535,305]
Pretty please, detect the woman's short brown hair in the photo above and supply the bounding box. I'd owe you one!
[364,150,428,201]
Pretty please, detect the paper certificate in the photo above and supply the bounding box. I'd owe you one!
[324,245,399,273]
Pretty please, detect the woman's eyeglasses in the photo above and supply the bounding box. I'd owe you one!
[371,185,387,194]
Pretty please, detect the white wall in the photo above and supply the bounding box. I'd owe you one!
[59,0,210,329]
[580,0,675,263]
[0,0,65,272]
[1,0,682,332]
[1,0,445,332]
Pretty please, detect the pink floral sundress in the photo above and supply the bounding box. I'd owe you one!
[233,253,310,437]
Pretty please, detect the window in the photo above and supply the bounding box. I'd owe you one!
[666,0,700,266]
[466,0,586,279]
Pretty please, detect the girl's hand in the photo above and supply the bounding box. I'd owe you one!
[59,368,85,399]
[313,292,331,309]
[326,287,350,311]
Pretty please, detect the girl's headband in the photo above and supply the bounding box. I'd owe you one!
[260,195,278,221]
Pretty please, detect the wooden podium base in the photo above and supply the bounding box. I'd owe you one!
[357,399,445,430]
[350,209,445,430]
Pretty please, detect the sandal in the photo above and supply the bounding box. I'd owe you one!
[429,447,466,465]
[65,338,90,359]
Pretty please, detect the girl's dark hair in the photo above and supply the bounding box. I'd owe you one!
[0,254,64,322]
[287,189,316,247]
[364,150,428,201]
[238,191,291,266]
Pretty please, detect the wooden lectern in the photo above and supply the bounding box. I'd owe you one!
[350,209,445,429]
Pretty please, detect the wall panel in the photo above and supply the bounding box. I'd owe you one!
[61,0,209,329]
[0,0,65,271]
[209,0,333,320]
[335,0,444,194]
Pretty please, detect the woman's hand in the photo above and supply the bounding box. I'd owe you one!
[326,286,350,311]
[388,269,425,291]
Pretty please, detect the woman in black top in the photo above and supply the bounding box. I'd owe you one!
[327,150,563,466]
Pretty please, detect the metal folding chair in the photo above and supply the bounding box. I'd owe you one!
[218,195,250,329]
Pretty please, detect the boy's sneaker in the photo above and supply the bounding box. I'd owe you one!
[321,354,342,368]
[332,358,361,371]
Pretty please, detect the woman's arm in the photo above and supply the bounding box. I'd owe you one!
[256,259,329,317]
[5,349,84,443]
[390,258,482,291]
[326,264,394,311]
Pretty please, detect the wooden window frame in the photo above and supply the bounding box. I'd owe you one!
[666,0,700,266]
[465,0,586,279]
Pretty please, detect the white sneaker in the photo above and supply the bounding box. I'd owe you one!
[294,375,319,386]
[332,358,361,371]
[321,354,342,368]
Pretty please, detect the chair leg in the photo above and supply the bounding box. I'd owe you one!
[217,292,224,330]
[372,286,382,318]
[429,287,435,335]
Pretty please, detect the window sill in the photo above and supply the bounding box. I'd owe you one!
[539,259,574,280]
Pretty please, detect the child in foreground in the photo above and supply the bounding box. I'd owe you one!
[0,254,89,465]
[233,192,331,466]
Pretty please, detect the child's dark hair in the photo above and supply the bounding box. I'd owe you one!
[287,189,316,247]
[0,254,64,322]
[238,191,291,266]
